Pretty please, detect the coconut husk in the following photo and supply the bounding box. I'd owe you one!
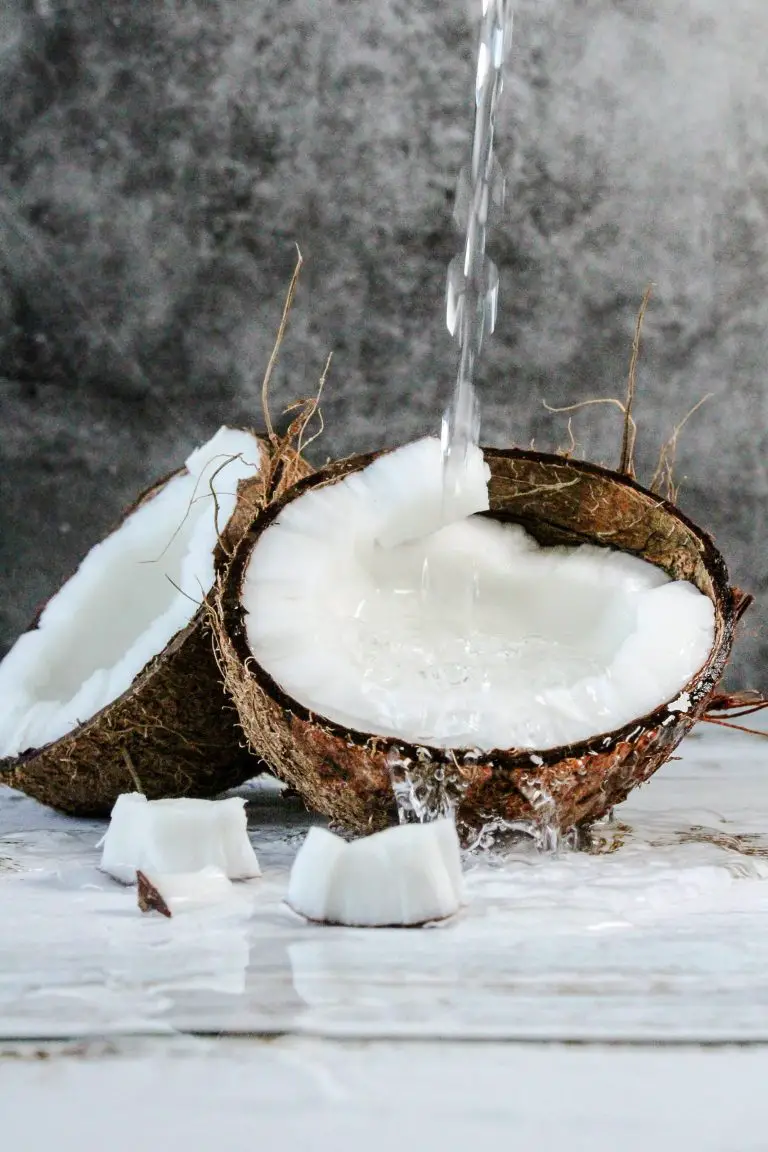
[0,438,312,817]
[137,871,173,918]
[215,447,749,841]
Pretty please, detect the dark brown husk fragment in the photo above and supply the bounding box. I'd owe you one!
[216,447,748,840]
[1,439,312,817]
[137,871,173,918]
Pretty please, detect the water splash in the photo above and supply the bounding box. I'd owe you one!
[463,813,582,861]
[387,751,471,825]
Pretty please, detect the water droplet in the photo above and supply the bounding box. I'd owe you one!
[445,256,499,345]
[453,158,506,232]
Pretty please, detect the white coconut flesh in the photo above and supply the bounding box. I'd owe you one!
[243,437,716,751]
[0,427,262,757]
[287,819,464,926]
[99,793,261,885]
[140,867,237,909]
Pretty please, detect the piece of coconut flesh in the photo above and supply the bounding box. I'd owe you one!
[287,819,464,927]
[0,427,262,757]
[99,793,261,887]
[244,437,716,750]
[138,867,235,913]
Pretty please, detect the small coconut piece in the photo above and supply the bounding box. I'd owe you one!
[137,868,236,917]
[99,793,260,884]
[0,427,310,816]
[287,818,464,927]
[216,440,749,839]
[137,871,173,918]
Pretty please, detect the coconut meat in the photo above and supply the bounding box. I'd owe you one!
[140,867,236,909]
[0,427,262,757]
[99,793,261,885]
[287,818,464,926]
[243,437,716,750]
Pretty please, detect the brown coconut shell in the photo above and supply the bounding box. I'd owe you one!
[216,446,750,840]
[0,436,312,817]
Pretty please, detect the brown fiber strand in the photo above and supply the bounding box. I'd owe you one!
[620,283,653,477]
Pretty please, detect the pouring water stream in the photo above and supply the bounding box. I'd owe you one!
[388,2,515,824]
[442,0,513,496]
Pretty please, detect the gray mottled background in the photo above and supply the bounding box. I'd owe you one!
[1,0,766,686]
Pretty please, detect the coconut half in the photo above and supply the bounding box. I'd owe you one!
[0,427,308,816]
[216,439,749,839]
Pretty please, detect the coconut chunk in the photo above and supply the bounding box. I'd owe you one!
[371,437,490,548]
[138,867,235,913]
[286,818,464,927]
[99,794,261,885]
[242,437,715,751]
[0,427,263,758]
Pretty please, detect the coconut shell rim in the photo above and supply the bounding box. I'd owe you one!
[219,444,744,773]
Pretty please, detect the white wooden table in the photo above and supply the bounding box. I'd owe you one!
[2,721,768,1149]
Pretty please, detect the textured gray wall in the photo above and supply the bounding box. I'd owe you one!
[1,0,766,686]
